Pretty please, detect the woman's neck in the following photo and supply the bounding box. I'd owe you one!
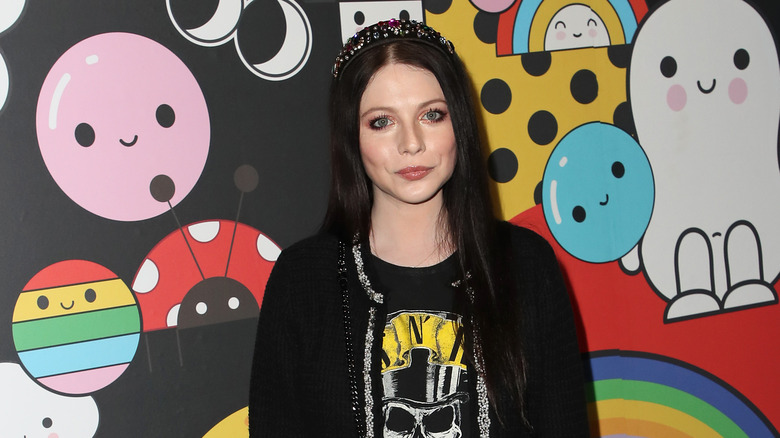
[369,195,453,267]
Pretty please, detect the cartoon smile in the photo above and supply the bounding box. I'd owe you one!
[60,300,74,310]
[120,135,139,147]
[697,79,716,94]
[573,33,582,38]
[599,194,609,206]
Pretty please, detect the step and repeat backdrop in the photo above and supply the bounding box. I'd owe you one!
[0,0,777,436]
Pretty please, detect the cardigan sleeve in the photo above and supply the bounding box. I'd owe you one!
[511,226,590,436]
[248,248,306,437]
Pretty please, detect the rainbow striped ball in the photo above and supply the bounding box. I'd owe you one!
[13,260,140,394]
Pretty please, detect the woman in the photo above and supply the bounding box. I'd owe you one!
[250,19,588,437]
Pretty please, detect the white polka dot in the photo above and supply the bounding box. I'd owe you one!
[0,0,25,34]
[228,297,240,309]
[132,259,159,293]
[166,304,181,327]
[196,302,208,315]
[188,221,220,243]
[257,233,281,261]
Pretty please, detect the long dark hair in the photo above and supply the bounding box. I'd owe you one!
[322,37,527,423]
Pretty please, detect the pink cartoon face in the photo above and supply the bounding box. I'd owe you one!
[36,32,210,221]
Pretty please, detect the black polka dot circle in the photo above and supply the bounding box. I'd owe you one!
[481,78,512,115]
[521,51,551,77]
[607,45,631,69]
[533,181,543,205]
[613,101,636,137]
[487,148,518,183]
[527,110,558,146]
[570,69,598,104]
[474,11,499,44]
[353,11,365,26]
[423,0,452,14]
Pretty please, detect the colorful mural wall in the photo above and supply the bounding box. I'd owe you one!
[0,0,777,436]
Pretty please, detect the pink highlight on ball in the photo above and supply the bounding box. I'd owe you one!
[38,363,129,394]
[728,77,748,104]
[666,84,687,111]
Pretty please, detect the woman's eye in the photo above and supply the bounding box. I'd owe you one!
[370,117,390,129]
[422,110,443,122]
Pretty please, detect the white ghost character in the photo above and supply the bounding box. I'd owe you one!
[625,0,780,321]
[0,362,99,437]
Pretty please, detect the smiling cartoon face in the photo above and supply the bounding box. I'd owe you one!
[629,0,780,162]
[0,362,99,438]
[544,4,610,51]
[36,32,210,222]
[12,260,141,394]
[542,123,654,263]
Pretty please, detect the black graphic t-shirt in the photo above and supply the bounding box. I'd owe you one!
[372,254,473,438]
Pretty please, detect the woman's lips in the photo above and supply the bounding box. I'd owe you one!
[396,166,433,181]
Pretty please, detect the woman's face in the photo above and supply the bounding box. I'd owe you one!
[358,63,457,211]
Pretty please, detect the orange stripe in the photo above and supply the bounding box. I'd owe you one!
[597,417,693,438]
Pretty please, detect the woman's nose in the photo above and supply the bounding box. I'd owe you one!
[398,123,425,155]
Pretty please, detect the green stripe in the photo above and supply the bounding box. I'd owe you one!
[589,379,747,438]
[13,306,140,351]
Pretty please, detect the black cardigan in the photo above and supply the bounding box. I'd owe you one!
[249,223,589,437]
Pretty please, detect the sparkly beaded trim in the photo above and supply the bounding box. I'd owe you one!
[467,281,492,437]
[351,240,383,437]
[332,18,455,78]
[339,239,385,437]
[363,307,378,437]
[352,242,383,304]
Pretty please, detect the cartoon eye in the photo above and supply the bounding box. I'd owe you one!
[156,104,175,128]
[386,406,414,432]
[733,49,749,70]
[353,11,364,26]
[423,406,455,432]
[587,18,597,27]
[555,21,566,30]
[85,288,97,303]
[196,302,208,315]
[572,206,586,223]
[612,161,625,178]
[75,123,95,147]
[228,297,240,309]
[399,10,410,21]
[42,417,53,428]
[37,295,49,310]
[660,56,677,78]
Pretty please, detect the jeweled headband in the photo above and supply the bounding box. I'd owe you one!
[332,18,455,78]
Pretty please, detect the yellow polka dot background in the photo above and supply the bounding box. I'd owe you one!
[427,2,631,219]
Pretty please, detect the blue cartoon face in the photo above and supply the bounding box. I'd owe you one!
[542,122,654,263]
